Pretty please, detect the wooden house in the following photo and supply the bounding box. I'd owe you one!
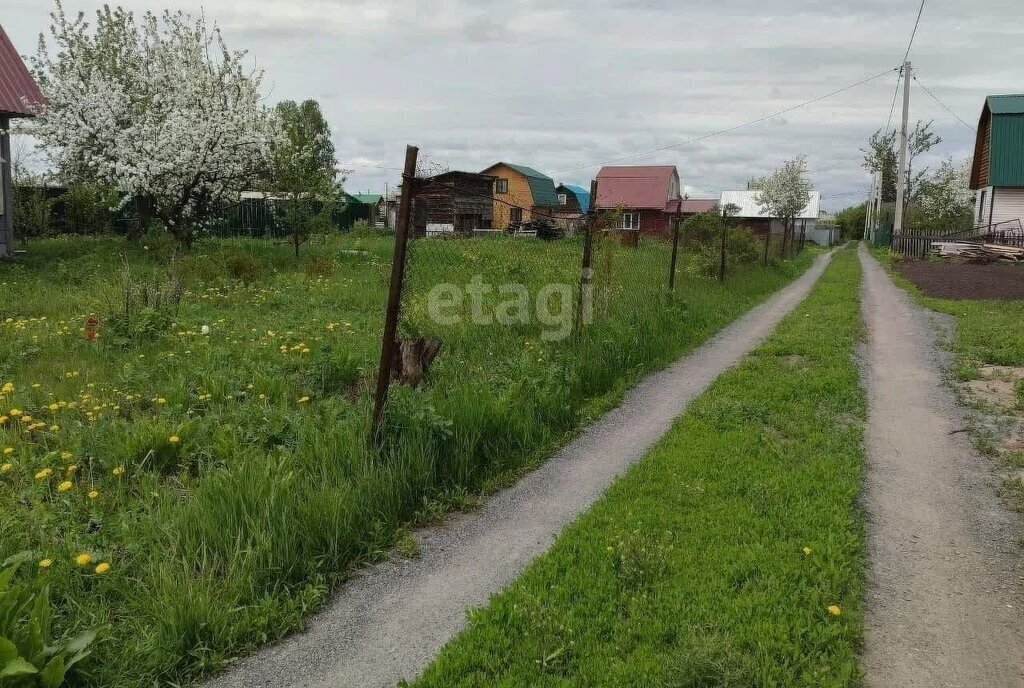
[551,184,591,231]
[479,162,559,229]
[970,95,1024,232]
[411,171,495,236]
[350,193,387,228]
[0,24,45,258]
[594,166,683,237]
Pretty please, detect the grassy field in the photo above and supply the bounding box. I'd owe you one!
[0,232,811,686]
[409,247,866,688]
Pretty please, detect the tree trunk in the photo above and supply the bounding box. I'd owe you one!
[128,195,154,241]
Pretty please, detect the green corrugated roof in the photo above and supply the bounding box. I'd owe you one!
[987,94,1024,115]
[351,194,382,204]
[503,164,559,207]
[983,95,1024,187]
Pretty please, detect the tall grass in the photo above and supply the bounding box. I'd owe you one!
[0,234,811,686]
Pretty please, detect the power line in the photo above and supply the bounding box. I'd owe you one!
[553,66,898,175]
[912,75,977,134]
[900,0,927,67]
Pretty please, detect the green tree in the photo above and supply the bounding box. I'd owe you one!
[861,120,941,203]
[906,157,974,234]
[752,154,812,258]
[267,99,340,257]
[834,204,867,240]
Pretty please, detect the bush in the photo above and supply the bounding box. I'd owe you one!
[224,252,264,283]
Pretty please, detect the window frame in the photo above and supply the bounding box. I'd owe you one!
[558,193,567,206]
[495,178,509,194]
[621,211,638,230]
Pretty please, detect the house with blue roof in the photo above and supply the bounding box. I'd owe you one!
[480,162,559,229]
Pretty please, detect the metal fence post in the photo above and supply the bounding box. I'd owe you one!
[371,145,419,438]
[668,215,681,291]
[577,180,597,333]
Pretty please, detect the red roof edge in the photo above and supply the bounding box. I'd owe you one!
[0,24,45,118]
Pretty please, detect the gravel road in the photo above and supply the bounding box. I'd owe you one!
[859,245,1024,687]
[205,252,833,688]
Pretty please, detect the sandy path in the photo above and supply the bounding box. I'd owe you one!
[206,252,833,688]
[859,245,1024,687]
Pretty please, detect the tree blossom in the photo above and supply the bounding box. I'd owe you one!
[28,2,277,243]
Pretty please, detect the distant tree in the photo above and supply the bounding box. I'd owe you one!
[268,99,340,257]
[861,120,941,203]
[30,1,276,246]
[907,157,974,234]
[752,154,812,258]
[834,204,867,240]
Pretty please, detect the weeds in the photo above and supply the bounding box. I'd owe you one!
[0,235,811,687]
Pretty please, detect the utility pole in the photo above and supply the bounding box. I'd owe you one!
[864,174,875,242]
[894,61,912,235]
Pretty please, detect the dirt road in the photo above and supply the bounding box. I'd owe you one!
[859,245,1024,687]
[206,254,834,688]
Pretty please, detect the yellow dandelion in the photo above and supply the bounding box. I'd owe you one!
[94,562,110,575]
[2,447,13,455]
[297,396,310,404]
[60,451,73,460]
[112,466,125,477]
[66,464,78,474]
[827,604,842,617]
[156,398,167,405]
[803,547,813,556]
[88,490,99,499]
[57,480,73,493]
[8,409,22,417]
[74,552,92,566]
[38,559,52,569]
[1,463,11,473]
[168,435,180,444]
[19,415,32,423]
[35,468,53,480]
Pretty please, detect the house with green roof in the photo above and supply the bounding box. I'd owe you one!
[969,94,1024,232]
[348,192,387,228]
[479,162,559,229]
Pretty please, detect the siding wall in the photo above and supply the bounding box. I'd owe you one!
[481,164,534,229]
[0,117,12,257]
[977,187,1024,230]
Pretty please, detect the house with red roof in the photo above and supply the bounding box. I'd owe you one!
[594,166,683,237]
[0,24,46,257]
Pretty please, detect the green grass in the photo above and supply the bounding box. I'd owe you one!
[871,247,1024,370]
[408,247,866,688]
[0,232,812,687]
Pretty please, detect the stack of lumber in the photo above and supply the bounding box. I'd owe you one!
[931,242,1024,263]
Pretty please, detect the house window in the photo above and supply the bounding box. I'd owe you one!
[495,179,509,194]
[621,211,638,230]
[978,189,986,223]
[558,193,567,205]
[510,207,523,225]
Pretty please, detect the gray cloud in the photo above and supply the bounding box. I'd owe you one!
[7,0,1022,208]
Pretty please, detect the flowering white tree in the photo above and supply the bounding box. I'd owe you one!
[29,2,276,244]
[752,154,813,258]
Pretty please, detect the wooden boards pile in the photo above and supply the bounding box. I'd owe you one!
[931,242,1024,263]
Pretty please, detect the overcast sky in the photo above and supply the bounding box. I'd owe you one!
[6,0,1023,210]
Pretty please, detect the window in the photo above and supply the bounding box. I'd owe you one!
[510,207,523,225]
[621,212,638,230]
[978,189,987,223]
[558,193,567,205]
[495,179,509,194]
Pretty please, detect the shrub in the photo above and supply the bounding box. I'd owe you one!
[105,256,184,345]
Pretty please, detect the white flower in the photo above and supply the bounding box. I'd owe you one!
[201,325,210,335]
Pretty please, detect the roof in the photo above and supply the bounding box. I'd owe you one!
[719,190,820,220]
[481,162,559,207]
[680,198,719,214]
[986,94,1024,115]
[970,94,1024,189]
[350,194,382,205]
[559,184,591,211]
[595,166,680,210]
[0,25,44,118]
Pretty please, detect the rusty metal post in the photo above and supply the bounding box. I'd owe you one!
[372,145,419,437]
[668,214,681,291]
[577,180,597,333]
